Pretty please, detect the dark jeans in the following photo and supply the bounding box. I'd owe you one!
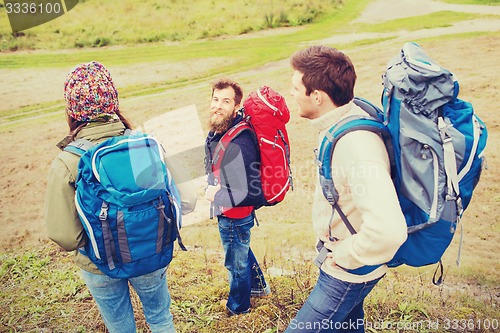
[285,270,383,333]
[218,214,269,314]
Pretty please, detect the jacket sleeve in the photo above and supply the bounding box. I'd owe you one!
[45,154,86,251]
[214,131,266,208]
[164,155,197,215]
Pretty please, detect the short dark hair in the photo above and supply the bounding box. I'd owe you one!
[211,78,243,105]
[290,45,356,106]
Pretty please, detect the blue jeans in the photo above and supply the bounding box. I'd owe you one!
[285,270,383,333]
[81,267,175,333]
[218,214,270,314]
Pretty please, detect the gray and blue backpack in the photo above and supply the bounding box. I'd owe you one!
[65,131,185,279]
[317,42,488,283]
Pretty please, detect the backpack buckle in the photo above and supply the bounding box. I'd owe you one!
[156,197,166,210]
[319,176,339,206]
[99,202,108,221]
[314,149,322,167]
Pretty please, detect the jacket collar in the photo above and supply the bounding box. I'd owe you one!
[56,121,126,150]
[310,100,367,133]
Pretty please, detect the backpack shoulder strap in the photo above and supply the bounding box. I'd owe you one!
[212,121,253,171]
[317,115,388,191]
[353,96,383,121]
[63,128,135,157]
[63,138,95,157]
[316,115,389,235]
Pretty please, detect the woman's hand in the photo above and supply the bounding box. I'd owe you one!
[204,183,221,202]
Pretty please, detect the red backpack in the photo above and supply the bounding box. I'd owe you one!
[211,86,292,217]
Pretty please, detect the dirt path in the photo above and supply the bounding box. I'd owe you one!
[356,0,500,22]
[319,0,500,45]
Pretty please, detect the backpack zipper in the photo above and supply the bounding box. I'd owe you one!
[75,196,101,260]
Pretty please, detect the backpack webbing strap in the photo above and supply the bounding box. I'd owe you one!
[99,201,116,271]
[458,116,482,181]
[117,211,132,263]
[438,117,462,216]
[432,260,444,286]
[279,129,293,191]
[333,203,356,235]
[438,115,466,269]
[101,220,116,271]
[174,217,187,251]
[156,198,167,254]
[158,197,187,251]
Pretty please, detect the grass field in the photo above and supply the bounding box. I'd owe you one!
[0,0,337,51]
[0,0,499,332]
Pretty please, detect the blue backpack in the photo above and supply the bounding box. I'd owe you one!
[317,42,487,283]
[65,131,185,279]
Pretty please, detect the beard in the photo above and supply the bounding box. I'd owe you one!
[209,112,234,133]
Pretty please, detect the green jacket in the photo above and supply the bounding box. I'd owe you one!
[45,121,197,274]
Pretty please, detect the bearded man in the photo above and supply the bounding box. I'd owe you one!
[204,78,270,316]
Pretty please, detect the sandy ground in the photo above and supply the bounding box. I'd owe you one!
[0,0,499,247]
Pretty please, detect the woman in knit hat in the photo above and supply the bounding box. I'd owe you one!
[61,60,132,144]
[45,61,196,333]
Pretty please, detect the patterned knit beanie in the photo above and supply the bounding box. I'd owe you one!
[64,61,119,122]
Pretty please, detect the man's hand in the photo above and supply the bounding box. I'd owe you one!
[324,240,339,268]
[204,183,221,202]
